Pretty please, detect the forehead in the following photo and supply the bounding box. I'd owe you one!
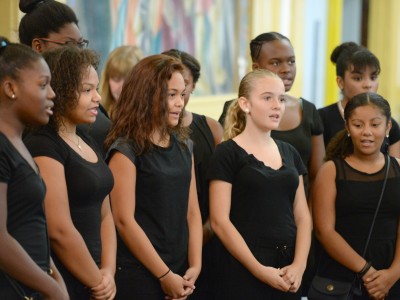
[47,22,82,41]
[19,58,50,79]
[349,104,386,119]
[347,64,378,74]
[258,39,294,60]
[251,76,285,93]
[168,71,185,88]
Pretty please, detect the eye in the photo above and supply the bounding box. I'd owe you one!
[353,76,362,81]
[280,97,286,103]
[371,74,378,81]
[288,59,296,65]
[264,96,272,101]
[169,93,176,97]
[271,61,279,66]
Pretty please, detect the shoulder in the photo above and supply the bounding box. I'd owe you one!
[318,102,338,115]
[106,137,137,164]
[24,127,65,158]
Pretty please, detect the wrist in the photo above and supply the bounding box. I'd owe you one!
[357,261,372,279]
[158,269,171,281]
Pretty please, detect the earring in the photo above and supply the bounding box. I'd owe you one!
[386,134,389,138]
[347,133,350,137]
[244,109,249,114]
[11,94,15,99]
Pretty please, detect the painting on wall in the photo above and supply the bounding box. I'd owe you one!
[67,0,250,95]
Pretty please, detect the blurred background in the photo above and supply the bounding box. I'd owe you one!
[1,0,399,120]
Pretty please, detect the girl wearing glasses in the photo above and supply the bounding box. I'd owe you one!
[19,0,110,157]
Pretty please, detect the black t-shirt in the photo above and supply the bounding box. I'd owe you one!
[107,135,193,274]
[0,133,49,287]
[24,126,114,266]
[207,139,307,242]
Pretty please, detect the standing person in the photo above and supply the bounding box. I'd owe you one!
[0,37,68,299]
[219,32,324,197]
[24,47,116,300]
[106,54,202,300]
[208,69,312,299]
[313,93,400,299]
[100,45,143,118]
[162,49,223,299]
[318,42,400,157]
[19,0,111,156]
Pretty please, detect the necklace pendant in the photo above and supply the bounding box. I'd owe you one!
[77,144,82,150]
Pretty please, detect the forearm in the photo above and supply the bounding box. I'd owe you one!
[292,216,312,269]
[0,234,60,296]
[187,207,203,271]
[50,228,102,288]
[100,211,116,275]
[117,220,169,278]
[211,219,262,278]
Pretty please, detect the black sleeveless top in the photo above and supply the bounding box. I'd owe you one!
[318,157,400,296]
[189,113,215,222]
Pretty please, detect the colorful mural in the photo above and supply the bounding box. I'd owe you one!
[67,0,250,95]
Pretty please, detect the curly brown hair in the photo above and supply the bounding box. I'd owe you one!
[105,54,188,155]
[42,47,99,130]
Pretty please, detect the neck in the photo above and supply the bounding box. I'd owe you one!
[240,122,273,145]
[347,150,384,164]
[151,129,171,147]
[58,119,77,135]
[0,111,25,139]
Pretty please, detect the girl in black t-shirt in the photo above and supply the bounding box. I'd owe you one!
[0,38,68,299]
[106,54,202,300]
[208,69,312,299]
[24,47,116,300]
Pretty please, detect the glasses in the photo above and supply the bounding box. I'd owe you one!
[37,38,89,49]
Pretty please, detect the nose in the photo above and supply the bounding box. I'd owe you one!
[177,94,184,108]
[279,62,291,75]
[362,78,373,91]
[48,85,56,99]
[272,97,283,109]
[93,89,101,103]
[362,125,372,136]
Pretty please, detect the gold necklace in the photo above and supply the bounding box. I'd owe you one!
[59,132,82,151]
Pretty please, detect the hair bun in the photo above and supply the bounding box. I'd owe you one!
[330,41,360,64]
[19,0,46,14]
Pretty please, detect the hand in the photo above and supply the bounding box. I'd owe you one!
[364,267,394,300]
[160,270,194,299]
[256,266,291,292]
[42,280,69,300]
[91,270,116,300]
[280,263,305,293]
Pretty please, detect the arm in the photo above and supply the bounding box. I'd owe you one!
[34,157,103,288]
[313,161,368,273]
[205,116,223,146]
[91,196,117,299]
[108,152,192,299]
[280,175,312,292]
[209,180,291,292]
[182,158,203,288]
[0,183,68,300]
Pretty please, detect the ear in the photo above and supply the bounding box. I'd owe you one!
[32,38,44,53]
[344,121,350,133]
[336,76,344,90]
[238,96,250,113]
[386,119,392,136]
[2,79,17,99]
[252,62,259,70]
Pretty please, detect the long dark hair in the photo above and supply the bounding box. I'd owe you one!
[325,93,391,160]
[105,54,188,155]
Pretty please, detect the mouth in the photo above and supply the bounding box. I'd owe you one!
[360,139,374,146]
[269,113,280,121]
[89,106,99,115]
[45,102,54,116]
[170,111,181,117]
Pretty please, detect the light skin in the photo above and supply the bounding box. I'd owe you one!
[108,76,124,102]
[31,22,84,53]
[109,71,202,300]
[254,39,325,197]
[337,64,400,157]
[34,65,116,300]
[0,59,69,299]
[210,75,312,293]
[313,105,400,300]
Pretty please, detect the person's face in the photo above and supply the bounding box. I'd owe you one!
[67,66,100,125]
[108,75,124,102]
[338,65,379,102]
[253,39,296,92]
[167,71,185,127]
[14,58,55,126]
[33,22,85,52]
[346,104,390,156]
[181,65,195,107]
[242,76,286,131]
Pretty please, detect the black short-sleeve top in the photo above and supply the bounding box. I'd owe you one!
[24,126,114,265]
[107,135,193,273]
[207,139,307,243]
[0,133,49,286]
